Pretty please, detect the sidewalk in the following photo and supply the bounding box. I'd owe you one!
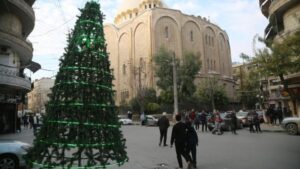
[260,123,285,133]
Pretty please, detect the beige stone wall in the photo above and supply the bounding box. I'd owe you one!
[104,7,234,104]
[283,3,300,33]
[0,13,22,36]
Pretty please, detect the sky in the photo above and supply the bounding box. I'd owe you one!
[27,0,269,80]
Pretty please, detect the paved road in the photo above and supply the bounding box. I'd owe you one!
[1,126,299,169]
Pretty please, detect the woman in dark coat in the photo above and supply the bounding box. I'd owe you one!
[230,112,238,135]
[186,121,198,169]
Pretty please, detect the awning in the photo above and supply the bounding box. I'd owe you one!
[26,61,41,73]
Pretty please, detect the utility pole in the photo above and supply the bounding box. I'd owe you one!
[209,73,216,112]
[172,52,179,117]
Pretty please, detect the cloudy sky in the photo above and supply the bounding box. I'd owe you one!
[28,0,268,80]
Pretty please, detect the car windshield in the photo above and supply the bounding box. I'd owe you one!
[236,112,248,116]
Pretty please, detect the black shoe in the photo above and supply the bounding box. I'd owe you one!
[163,144,168,146]
[159,143,161,146]
[187,162,193,169]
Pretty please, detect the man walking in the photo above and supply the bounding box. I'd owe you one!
[230,112,238,134]
[200,111,208,132]
[158,112,170,146]
[186,121,198,168]
[171,114,192,169]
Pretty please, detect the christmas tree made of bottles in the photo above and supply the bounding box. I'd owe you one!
[25,1,128,168]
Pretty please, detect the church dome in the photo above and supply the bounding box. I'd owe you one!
[115,0,166,24]
[117,0,144,14]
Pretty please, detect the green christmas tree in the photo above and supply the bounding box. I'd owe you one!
[25,1,128,168]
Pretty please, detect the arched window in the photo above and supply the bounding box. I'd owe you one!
[214,60,216,70]
[190,31,194,42]
[205,35,208,44]
[212,37,214,46]
[165,26,169,38]
[207,59,209,70]
[145,5,147,9]
[123,64,126,75]
[208,36,211,46]
[154,4,156,8]
[149,4,152,8]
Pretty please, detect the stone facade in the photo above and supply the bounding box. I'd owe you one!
[259,0,300,116]
[27,78,55,114]
[105,0,234,104]
[0,0,40,134]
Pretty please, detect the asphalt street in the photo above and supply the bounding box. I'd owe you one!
[1,125,300,169]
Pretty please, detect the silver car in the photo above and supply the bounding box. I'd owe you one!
[0,140,30,169]
[281,117,300,135]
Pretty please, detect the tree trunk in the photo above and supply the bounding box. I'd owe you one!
[279,74,298,116]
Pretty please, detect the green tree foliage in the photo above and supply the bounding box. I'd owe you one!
[196,77,229,111]
[25,2,128,168]
[179,52,202,98]
[154,47,201,109]
[129,88,159,114]
[238,66,260,109]
[153,47,177,92]
[253,30,300,110]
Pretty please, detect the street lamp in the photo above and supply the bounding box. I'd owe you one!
[208,71,218,112]
[172,52,179,117]
[256,94,264,110]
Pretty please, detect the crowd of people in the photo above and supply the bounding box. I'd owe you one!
[16,113,41,135]
[156,109,268,169]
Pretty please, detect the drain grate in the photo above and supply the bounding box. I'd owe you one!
[150,163,169,169]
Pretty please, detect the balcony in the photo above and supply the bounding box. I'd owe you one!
[269,0,299,18]
[259,0,272,17]
[24,0,35,6]
[0,30,33,66]
[0,65,31,91]
[0,0,35,36]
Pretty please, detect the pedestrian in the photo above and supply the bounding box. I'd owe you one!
[200,111,208,132]
[186,121,198,169]
[140,112,145,125]
[127,110,132,120]
[189,109,196,125]
[212,113,223,135]
[29,114,34,129]
[269,106,275,125]
[230,112,238,135]
[253,111,262,133]
[248,112,255,133]
[194,111,200,131]
[22,115,28,129]
[276,106,283,124]
[16,116,21,133]
[158,112,170,146]
[33,114,40,135]
[171,114,193,169]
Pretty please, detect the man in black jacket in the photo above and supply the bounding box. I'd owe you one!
[158,112,170,146]
[186,121,198,168]
[171,114,192,169]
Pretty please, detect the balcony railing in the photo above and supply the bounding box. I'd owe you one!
[0,65,31,91]
[6,0,35,36]
[0,30,33,65]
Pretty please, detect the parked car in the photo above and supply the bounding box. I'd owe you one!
[281,117,300,135]
[208,113,243,131]
[256,110,265,123]
[142,115,158,126]
[0,140,30,169]
[118,118,133,125]
[236,111,250,126]
[118,115,133,125]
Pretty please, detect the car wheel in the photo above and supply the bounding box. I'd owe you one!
[0,155,18,169]
[286,123,298,135]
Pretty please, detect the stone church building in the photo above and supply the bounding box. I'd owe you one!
[104,0,235,105]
